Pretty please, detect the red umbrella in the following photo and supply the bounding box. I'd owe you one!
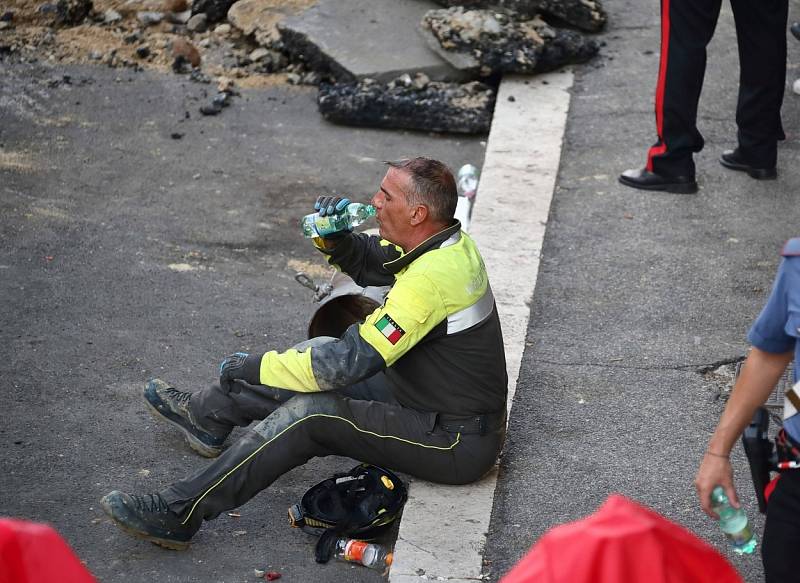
[501,495,743,583]
[0,519,97,583]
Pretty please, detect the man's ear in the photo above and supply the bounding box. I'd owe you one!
[410,204,428,226]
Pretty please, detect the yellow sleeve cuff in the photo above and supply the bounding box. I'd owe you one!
[259,348,321,393]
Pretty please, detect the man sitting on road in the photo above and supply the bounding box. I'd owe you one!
[100,157,508,549]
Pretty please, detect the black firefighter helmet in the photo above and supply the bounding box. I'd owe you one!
[288,463,408,558]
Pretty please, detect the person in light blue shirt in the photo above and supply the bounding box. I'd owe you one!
[696,238,800,582]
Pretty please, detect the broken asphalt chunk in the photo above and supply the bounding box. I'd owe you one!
[189,68,211,83]
[191,0,235,23]
[137,11,164,26]
[200,103,222,115]
[212,92,231,108]
[318,76,495,134]
[278,0,467,84]
[187,13,208,32]
[430,0,607,32]
[54,0,93,26]
[199,80,236,115]
[420,7,599,77]
[278,22,353,83]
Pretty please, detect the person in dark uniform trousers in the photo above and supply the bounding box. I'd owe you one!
[695,238,800,581]
[620,0,789,194]
[99,157,508,550]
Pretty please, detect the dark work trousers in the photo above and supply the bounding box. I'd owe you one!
[161,338,506,531]
[763,470,800,582]
[646,0,788,176]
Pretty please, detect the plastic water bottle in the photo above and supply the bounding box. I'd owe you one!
[301,203,376,238]
[333,537,393,570]
[711,486,757,554]
[455,164,479,231]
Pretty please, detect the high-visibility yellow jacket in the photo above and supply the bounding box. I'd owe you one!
[256,222,507,416]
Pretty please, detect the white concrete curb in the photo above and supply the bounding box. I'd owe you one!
[389,70,574,583]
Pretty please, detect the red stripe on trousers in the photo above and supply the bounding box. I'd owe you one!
[647,0,670,172]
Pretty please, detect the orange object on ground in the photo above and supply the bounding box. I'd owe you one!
[0,518,97,583]
[500,494,743,583]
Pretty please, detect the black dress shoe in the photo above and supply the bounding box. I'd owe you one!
[791,22,800,42]
[618,168,698,194]
[719,149,777,180]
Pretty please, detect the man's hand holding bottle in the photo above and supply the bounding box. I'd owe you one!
[314,196,350,218]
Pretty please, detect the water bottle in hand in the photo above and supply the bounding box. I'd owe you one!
[711,486,757,554]
[301,202,376,238]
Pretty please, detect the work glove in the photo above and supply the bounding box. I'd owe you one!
[219,352,262,393]
[315,196,350,217]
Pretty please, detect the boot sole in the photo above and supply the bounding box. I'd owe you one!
[100,498,191,551]
[618,175,698,194]
[144,397,222,459]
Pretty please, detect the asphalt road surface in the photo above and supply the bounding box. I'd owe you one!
[0,61,485,582]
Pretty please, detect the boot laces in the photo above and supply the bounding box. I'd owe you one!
[131,493,171,514]
[164,387,192,406]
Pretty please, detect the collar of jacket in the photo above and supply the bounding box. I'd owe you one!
[382,220,462,274]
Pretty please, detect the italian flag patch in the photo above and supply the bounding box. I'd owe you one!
[375,314,405,345]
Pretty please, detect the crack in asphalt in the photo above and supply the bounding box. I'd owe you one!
[534,354,746,373]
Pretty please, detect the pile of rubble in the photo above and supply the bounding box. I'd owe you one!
[430,0,606,33]
[0,0,317,87]
[0,0,607,132]
[420,7,599,77]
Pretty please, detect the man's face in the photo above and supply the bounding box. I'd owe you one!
[371,168,414,249]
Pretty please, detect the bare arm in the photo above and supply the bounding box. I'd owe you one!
[695,347,793,517]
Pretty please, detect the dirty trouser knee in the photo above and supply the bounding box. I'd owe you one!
[189,336,396,433]
[160,392,505,529]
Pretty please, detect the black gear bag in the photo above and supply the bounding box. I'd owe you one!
[287,463,408,563]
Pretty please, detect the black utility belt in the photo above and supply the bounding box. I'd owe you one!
[436,412,505,435]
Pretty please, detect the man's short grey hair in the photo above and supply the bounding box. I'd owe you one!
[385,158,458,223]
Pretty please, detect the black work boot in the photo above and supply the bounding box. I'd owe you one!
[144,379,228,458]
[100,491,200,550]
